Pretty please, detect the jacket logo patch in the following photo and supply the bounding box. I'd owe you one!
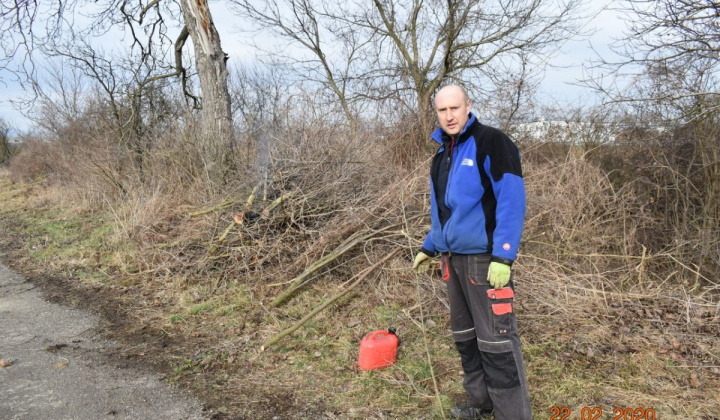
[503,243,511,251]
[461,158,474,167]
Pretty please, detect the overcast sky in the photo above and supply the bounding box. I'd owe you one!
[0,1,625,135]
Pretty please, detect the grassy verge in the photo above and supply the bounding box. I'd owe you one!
[1,170,718,419]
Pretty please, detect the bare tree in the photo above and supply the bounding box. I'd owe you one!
[585,0,720,120]
[177,0,234,163]
[0,1,68,81]
[0,118,12,164]
[230,0,587,140]
[580,1,720,281]
[369,0,587,132]
[28,61,89,138]
[228,0,370,130]
[80,0,235,176]
[2,0,234,177]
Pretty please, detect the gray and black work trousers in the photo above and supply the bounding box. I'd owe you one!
[441,253,532,420]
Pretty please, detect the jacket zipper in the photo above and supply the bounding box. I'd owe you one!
[444,138,455,255]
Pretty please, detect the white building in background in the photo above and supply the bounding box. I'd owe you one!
[508,119,619,144]
[509,119,668,145]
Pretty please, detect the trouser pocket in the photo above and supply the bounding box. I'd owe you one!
[467,254,491,286]
[480,350,520,389]
[487,287,515,336]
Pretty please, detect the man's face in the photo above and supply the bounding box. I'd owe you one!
[435,87,471,138]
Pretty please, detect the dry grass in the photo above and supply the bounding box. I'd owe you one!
[517,140,720,419]
[1,119,719,419]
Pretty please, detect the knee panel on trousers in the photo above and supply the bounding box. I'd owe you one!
[455,339,483,373]
[479,351,520,389]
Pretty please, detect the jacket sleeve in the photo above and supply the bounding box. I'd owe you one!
[486,132,526,262]
[421,232,436,256]
[421,171,439,256]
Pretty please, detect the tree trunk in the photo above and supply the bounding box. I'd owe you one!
[178,0,234,180]
[416,89,436,154]
[417,91,433,132]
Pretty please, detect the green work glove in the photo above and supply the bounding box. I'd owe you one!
[412,252,431,274]
[487,261,511,289]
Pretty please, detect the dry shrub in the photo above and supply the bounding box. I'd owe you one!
[7,139,58,183]
[586,120,720,293]
[6,109,719,417]
[519,142,653,343]
[517,140,719,417]
[520,136,719,303]
[146,122,423,288]
[523,144,652,285]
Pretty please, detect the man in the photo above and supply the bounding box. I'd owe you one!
[413,85,531,420]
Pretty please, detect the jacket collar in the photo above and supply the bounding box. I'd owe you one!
[431,112,477,145]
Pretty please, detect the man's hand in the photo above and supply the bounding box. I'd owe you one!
[412,252,431,274]
[487,261,511,289]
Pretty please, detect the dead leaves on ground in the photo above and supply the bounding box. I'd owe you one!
[54,358,69,369]
[532,294,720,397]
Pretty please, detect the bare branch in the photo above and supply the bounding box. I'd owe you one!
[583,0,720,120]
[230,0,587,135]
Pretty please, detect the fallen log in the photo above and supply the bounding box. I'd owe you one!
[268,220,411,308]
[187,199,238,217]
[261,248,401,351]
[261,190,296,219]
[188,185,261,218]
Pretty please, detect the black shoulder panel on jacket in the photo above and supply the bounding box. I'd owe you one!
[474,125,522,182]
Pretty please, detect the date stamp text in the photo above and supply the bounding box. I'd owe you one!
[550,406,657,420]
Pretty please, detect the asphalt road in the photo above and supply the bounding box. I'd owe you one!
[0,262,210,420]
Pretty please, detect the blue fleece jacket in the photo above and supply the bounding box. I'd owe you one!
[421,113,526,262]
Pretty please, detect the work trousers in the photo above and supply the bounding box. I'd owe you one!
[441,254,532,420]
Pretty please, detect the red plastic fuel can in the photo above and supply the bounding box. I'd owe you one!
[358,327,399,370]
